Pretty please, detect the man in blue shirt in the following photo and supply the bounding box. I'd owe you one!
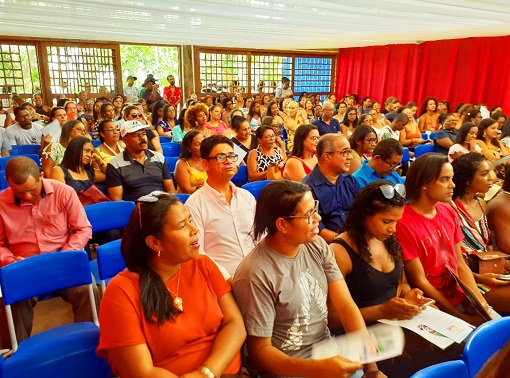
[313,102,340,135]
[302,134,359,242]
[353,138,405,188]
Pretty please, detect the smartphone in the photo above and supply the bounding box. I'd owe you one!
[418,299,435,308]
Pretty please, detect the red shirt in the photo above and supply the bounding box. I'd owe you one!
[164,86,182,105]
[0,179,92,266]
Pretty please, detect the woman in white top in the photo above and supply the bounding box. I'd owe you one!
[448,122,482,162]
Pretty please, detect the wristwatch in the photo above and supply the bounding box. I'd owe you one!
[201,365,216,378]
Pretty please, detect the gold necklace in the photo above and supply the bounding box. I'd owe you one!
[167,266,183,312]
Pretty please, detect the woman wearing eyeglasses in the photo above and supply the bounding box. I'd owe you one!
[247,126,287,182]
[261,116,286,153]
[348,125,378,174]
[97,193,246,378]
[283,124,319,181]
[95,120,124,164]
[41,120,88,177]
[330,181,456,378]
[341,106,359,137]
[233,180,385,378]
[231,115,258,165]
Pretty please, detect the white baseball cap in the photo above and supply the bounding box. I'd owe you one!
[120,120,147,137]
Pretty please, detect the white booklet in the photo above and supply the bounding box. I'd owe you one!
[312,323,404,364]
[41,119,61,143]
[379,306,474,349]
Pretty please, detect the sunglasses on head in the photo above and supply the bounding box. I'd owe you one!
[379,184,406,199]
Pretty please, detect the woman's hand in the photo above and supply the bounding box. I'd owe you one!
[382,298,422,320]
[363,371,387,378]
[402,288,424,303]
[180,370,208,378]
[478,273,510,287]
[312,356,363,378]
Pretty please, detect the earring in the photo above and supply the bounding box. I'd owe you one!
[158,251,161,257]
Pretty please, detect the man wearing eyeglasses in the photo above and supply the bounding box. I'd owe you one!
[106,120,175,201]
[5,107,43,146]
[186,135,256,281]
[313,102,340,135]
[353,138,405,188]
[302,134,360,243]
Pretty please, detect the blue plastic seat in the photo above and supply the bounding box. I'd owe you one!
[92,139,101,148]
[414,143,435,158]
[161,142,181,157]
[241,180,273,200]
[410,360,468,378]
[159,136,171,143]
[84,201,136,233]
[402,147,410,163]
[0,251,112,378]
[0,154,41,169]
[0,170,7,190]
[10,145,41,156]
[174,193,190,203]
[232,165,248,186]
[96,239,125,292]
[165,156,179,173]
[461,317,510,377]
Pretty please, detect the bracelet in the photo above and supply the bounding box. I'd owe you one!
[200,365,216,378]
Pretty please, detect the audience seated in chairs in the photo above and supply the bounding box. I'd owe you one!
[97,193,246,377]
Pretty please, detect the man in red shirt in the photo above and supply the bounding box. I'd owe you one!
[163,74,183,109]
[0,157,94,341]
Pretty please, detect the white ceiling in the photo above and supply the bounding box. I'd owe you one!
[1,0,510,50]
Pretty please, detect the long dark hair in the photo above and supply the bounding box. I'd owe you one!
[151,100,167,126]
[179,130,201,159]
[61,136,95,179]
[342,106,358,127]
[342,181,404,269]
[254,180,310,240]
[122,195,182,325]
[454,122,477,144]
[291,124,318,158]
[477,118,500,148]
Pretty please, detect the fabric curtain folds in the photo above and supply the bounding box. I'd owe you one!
[335,35,510,111]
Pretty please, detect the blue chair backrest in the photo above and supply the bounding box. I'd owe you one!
[0,251,92,305]
[461,317,510,377]
[429,132,437,140]
[161,142,181,157]
[411,360,468,378]
[165,156,179,172]
[84,201,136,233]
[232,165,248,186]
[414,143,435,158]
[97,239,125,283]
[402,147,410,163]
[0,170,7,190]
[241,180,273,200]
[174,193,190,203]
[10,144,41,155]
[92,139,101,148]
[159,136,171,143]
[0,154,41,169]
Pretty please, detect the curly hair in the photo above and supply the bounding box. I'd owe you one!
[185,103,208,128]
[341,181,405,271]
[451,152,487,199]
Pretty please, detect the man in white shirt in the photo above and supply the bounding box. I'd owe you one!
[186,135,256,280]
[123,75,139,103]
[5,107,43,145]
[275,76,293,105]
[0,128,11,156]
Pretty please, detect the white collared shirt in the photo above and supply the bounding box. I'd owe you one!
[186,181,256,279]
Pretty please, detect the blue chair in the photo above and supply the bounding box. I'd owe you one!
[10,145,41,156]
[0,251,112,378]
[414,143,435,158]
[0,154,41,170]
[402,147,410,163]
[429,132,437,140]
[461,317,510,377]
[165,156,179,173]
[410,360,468,378]
[161,142,181,157]
[84,201,136,233]
[0,170,7,190]
[174,193,190,203]
[159,136,171,143]
[242,180,273,200]
[92,139,101,148]
[96,239,125,292]
[232,165,248,186]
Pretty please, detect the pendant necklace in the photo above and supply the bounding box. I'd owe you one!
[168,266,183,312]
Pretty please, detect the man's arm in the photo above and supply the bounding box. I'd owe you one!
[163,179,176,194]
[61,188,92,251]
[0,216,17,266]
[105,163,124,200]
[108,186,124,201]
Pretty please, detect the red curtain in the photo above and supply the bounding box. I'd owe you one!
[335,35,510,113]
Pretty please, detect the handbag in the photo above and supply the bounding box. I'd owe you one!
[78,184,111,206]
[467,250,509,274]
[266,163,283,180]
